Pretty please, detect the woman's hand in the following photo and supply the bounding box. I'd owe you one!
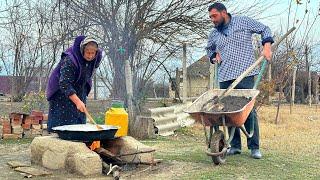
[75,100,86,112]
[69,94,87,112]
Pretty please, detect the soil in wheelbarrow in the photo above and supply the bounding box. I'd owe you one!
[202,96,251,112]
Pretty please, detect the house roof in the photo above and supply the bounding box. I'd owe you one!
[187,56,210,78]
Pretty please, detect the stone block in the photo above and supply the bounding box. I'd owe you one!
[42,148,68,170]
[30,136,102,176]
[66,152,102,176]
[103,136,155,164]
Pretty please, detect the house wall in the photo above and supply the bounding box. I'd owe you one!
[187,76,209,97]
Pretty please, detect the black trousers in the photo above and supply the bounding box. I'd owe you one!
[219,76,259,150]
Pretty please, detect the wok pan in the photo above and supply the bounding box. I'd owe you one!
[52,124,119,142]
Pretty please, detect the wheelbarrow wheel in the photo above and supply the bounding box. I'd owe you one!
[210,130,226,165]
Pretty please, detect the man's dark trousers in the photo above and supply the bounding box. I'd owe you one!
[219,76,259,150]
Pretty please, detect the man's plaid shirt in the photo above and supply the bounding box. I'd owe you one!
[206,14,274,82]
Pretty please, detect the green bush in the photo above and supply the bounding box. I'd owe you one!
[21,91,47,113]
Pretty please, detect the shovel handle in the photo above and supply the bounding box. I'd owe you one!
[253,59,268,89]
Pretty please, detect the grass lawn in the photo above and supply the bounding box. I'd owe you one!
[0,104,319,179]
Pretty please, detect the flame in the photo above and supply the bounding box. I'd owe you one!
[90,141,101,151]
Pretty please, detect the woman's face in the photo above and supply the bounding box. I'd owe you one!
[83,44,97,61]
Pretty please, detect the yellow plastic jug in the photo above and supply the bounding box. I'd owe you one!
[105,101,128,137]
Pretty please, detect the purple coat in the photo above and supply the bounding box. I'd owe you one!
[46,35,102,100]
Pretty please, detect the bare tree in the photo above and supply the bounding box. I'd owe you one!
[272,0,320,123]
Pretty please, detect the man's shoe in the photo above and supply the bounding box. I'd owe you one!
[251,149,262,159]
[226,148,241,155]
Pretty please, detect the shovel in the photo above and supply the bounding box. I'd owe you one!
[207,27,296,111]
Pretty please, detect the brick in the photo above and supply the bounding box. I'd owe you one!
[31,124,41,130]
[41,120,48,125]
[3,134,22,139]
[12,126,23,134]
[0,117,4,125]
[11,118,22,126]
[2,121,11,134]
[24,116,32,123]
[41,124,47,130]
[31,110,44,117]
[33,116,43,121]
[43,114,48,121]
[0,125,3,137]
[22,123,31,130]
[10,113,23,121]
[31,119,40,125]
[31,129,42,135]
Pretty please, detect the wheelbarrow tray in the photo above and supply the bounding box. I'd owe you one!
[184,89,259,127]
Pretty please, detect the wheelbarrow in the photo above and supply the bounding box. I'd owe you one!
[185,89,259,164]
[184,27,296,165]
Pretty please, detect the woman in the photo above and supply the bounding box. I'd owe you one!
[46,36,102,132]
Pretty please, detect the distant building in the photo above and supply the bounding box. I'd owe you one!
[169,56,212,98]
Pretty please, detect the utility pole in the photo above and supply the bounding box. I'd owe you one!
[182,43,187,102]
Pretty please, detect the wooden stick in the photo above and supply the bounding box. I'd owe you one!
[84,109,103,130]
[115,149,156,157]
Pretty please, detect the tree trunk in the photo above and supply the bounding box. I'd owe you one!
[110,50,127,101]
[275,87,282,124]
[182,43,187,102]
[316,76,319,111]
[268,63,272,104]
[290,67,297,114]
[308,69,312,107]
[125,60,135,135]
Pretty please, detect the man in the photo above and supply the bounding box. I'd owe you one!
[206,2,274,159]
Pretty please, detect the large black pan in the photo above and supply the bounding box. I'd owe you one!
[52,124,119,142]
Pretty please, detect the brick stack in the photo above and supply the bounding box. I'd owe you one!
[9,113,24,139]
[0,111,49,140]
